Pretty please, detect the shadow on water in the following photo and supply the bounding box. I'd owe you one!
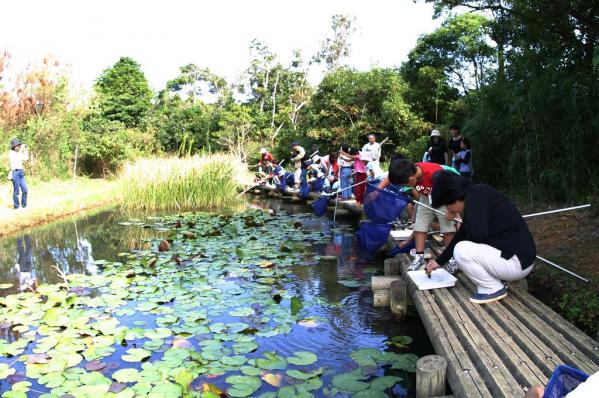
[0,198,434,396]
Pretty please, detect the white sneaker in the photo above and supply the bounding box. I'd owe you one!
[408,254,425,271]
[445,258,460,274]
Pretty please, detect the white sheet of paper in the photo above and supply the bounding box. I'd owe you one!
[408,269,457,290]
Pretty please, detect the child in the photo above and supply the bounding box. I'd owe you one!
[337,144,354,200]
[427,171,536,304]
[456,137,473,179]
[349,148,367,204]
[380,159,456,271]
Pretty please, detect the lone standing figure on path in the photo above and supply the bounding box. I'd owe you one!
[8,138,29,210]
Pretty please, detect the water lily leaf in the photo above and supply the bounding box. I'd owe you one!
[353,390,388,398]
[287,351,317,366]
[144,328,172,339]
[331,372,369,392]
[277,386,314,398]
[225,375,262,397]
[290,297,303,316]
[299,377,323,391]
[221,355,248,366]
[80,371,111,385]
[121,348,151,362]
[42,308,70,327]
[149,381,182,397]
[203,383,226,397]
[256,351,287,370]
[350,348,380,367]
[388,335,413,348]
[286,368,323,380]
[261,372,283,387]
[391,353,418,372]
[85,360,106,371]
[172,368,193,394]
[229,307,255,317]
[232,341,258,354]
[172,339,192,349]
[27,353,49,364]
[240,366,261,376]
[112,368,140,383]
[369,375,402,391]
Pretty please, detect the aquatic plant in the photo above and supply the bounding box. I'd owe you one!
[120,154,250,211]
[0,209,416,397]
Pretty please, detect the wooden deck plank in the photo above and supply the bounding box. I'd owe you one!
[398,255,491,397]
[448,282,548,386]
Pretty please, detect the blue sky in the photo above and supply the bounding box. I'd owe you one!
[1,0,440,92]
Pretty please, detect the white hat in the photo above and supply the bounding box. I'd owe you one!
[259,148,267,154]
[430,130,441,137]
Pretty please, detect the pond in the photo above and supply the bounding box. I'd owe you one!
[0,199,433,398]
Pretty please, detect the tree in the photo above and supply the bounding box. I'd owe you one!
[214,103,254,161]
[94,57,153,129]
[312,14,357,72]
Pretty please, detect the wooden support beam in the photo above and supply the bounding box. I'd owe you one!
[390,279,408,319]
[373,289,390,307]
[384,257,400,276]
[371,276,400,291]
[416,355,447,398]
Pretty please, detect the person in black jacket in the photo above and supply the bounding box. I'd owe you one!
[426,171,536,304]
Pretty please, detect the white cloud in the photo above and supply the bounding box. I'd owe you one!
[1,0,439,92]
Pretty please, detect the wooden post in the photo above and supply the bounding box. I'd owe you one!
[390,280,408,319]
[373,290,390,307]
[371,276,400,291]
[416,355,447,398]
[384,258,400,276]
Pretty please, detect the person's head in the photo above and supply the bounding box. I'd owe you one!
[259,148,267,155]
[430,130,441,144]
[10,138,22,151]
[328,153,338,164]
[388,159,418,186]
[460,137,471,150]
[431,171,472,215]
[389,153,406,164]
[368,134,376,144]
[349,147,359,156]
[340,143,350,153]
[292,141,300,149]
[449,124,460,137]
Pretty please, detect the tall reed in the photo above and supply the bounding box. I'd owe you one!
[120,154,248,211]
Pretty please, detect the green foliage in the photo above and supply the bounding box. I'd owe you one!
[94,57,153,128]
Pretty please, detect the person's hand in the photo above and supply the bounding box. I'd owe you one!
[399,240,409,249]
[426,259,440,273]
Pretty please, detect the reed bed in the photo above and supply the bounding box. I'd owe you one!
[120,154,249,211]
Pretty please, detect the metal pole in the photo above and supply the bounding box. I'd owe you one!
[535,255,590,284]
[410,198,590,283]
[522,204,591,219]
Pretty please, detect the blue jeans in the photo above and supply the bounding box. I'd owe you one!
[339,167,353,199]
[12,169,28,209]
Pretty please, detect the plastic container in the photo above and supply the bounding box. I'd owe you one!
[542,365,589,398]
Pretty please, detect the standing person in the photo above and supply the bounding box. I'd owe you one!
[427,171,536,304]
[337,144,354,201]
[456,137,473,179]
[447,124,463,169]
[379,159,457,271]
[349,148,367,204]
[290,141,306,189]
[361,134,381,166]
[426,130,449,165]
[8,138,29,210]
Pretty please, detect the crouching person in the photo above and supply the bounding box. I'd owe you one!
[426,171,536,304]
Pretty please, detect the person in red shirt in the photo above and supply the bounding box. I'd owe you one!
[379,159,457,271]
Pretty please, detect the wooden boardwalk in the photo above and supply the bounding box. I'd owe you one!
[396,252,599,397]
[247,186,599,396]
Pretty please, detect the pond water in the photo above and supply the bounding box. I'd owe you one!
[0,199,433,397]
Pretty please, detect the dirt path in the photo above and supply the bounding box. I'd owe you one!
[0,178,120,237]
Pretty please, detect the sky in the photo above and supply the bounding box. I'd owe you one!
[0,0,440,93]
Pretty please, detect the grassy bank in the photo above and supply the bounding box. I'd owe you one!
[0,178,121,237]
[120,154,251,211]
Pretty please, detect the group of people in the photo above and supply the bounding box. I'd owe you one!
[255,134,386,204]
[423,124,473,179]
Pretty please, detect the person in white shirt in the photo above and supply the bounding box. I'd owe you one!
[362,134,381,165]
[8,138,29,209]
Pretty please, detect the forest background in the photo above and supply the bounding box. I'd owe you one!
[1,0,597,204]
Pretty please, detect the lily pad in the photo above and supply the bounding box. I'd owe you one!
[225,375,262,397]
[121,348,151,363]
[286,368,323,380]
[331,372,369,392]
[112,368,140,383]
[287,351,318,366]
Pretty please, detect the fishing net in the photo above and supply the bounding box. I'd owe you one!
[311,177,325,193]
[357,222,392,252]
[543,365,589,398]
[299,170,310,199]
[312,195,330,217]
[363,183,411,224]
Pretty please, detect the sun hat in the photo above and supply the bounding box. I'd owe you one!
[430,130,441,137]
[259,148,267,154]
[10,138,22,150]
[291,141,300,147]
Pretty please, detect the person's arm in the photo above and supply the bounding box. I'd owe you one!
[297,147,305,160]
[435,226,467,265]
[462,150,471,163]
[444,152,449,166]
[378,176,390,189]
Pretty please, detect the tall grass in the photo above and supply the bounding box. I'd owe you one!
[120,154,249,211]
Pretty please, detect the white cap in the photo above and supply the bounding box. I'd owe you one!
[430,130,441,137]
[259,148,267,154]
